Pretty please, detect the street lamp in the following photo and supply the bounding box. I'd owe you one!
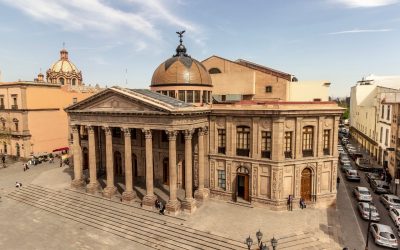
[256,230,263,246]
[244,231,278,250]
[271,237,278,250]
[245,235,253,250]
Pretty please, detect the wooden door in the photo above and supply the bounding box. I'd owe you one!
[244,175,249,201]
[301,168,312,201]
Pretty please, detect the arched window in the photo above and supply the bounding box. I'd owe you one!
[236,126,250,157]
[59,78,65,85]
[208,68,222,74]
[72,78,76,86]
[13,118,18,131]
[302,126,314,157]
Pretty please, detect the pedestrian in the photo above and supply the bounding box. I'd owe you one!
[299,198,306,209]
[60,160,63,168]
[155,199,160,210]
[2,155,5,164]
[15,182,22,188]
[159,203,165,215]
[287,195,293,211]
[337,176,340,188]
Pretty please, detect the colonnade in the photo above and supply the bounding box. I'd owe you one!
[71,125,208,214]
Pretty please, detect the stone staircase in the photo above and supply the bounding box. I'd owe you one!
[7,185,332,249]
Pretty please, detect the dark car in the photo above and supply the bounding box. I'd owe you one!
[366,173,383,183]
[350,151,363,161]
[345,169,361,182]
[371,180,390,194]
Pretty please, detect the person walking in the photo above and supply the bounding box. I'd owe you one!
[299,198,306,209]
[159,203,165,215]
[287,195,293,211]
[337,176,340,189]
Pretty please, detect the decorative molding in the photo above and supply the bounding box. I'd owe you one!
[87,126,95,135]
[142,129,152,139]
[103,126,112,136]
[184,129,194,140]
[122,128,131,137]
[166,130,178,140]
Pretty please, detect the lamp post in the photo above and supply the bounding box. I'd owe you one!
[365,203,372,250]
[244,231,277,250]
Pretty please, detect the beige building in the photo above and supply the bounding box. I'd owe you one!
[67,36,343,214]
[0,48,98,158]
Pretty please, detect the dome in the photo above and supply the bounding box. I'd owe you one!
[50,49,79,73]
[46,48,83,85]
[151,39,212,87]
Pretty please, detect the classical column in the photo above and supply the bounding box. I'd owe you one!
[195,127,209,200]
[165,130,181,214]
[122,128,136,202]
[102,126,116,198]
[71,125,84,188]
[142,129,156,208]
[182,129,196,213]
[87,126,100,193]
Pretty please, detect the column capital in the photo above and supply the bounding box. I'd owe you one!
[166,130,178,140]
[142,129,152,139]
[103,126,112,136]
[122,128,131,137]
[87,125,95,135]
[198,126,208,136]
[71,125,80,133]
[184,129,194,140]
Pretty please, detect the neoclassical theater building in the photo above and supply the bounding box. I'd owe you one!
[66,36,343,214]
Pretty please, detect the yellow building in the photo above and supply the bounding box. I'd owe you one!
[0,49,98,158]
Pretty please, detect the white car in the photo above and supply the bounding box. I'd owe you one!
[380,194,400,209]
[389,208,400,227]
[353,187,373,202]
[370,223,398,249]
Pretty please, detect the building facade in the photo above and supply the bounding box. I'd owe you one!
[0,49,98,158]
[66,37,343,213]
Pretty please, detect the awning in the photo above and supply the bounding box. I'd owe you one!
[53,147,69,152]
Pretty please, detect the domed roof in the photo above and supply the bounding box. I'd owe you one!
[151,33,212,87]
[50,49,80,73]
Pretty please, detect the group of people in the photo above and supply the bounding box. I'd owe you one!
[287,195,306,211]
[155,199,166,215]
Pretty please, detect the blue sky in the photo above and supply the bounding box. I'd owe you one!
[0,0,399,97]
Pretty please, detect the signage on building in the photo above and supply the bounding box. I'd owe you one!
[395,179,400,185]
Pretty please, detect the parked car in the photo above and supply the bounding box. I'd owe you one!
[371,180,390,194]
[349,151,363,160]
[345,169,361,182]
[366,173,382,183]
[358,202,380,221]
[389,208,400,227]
[341,163,353,173]
[356,157,373,171]
[380,194,400,209]
[340,156,351,165]
[369,223,398,249]
[353,187,373,202]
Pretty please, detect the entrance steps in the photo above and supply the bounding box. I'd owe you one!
[7,184,334,249]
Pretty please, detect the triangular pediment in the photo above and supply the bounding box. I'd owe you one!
[66,88,171,113]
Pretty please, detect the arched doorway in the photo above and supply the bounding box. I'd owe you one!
[163,157,169,185]
[236,166,250,201]
[3,142,7,154]
[15,143,20,158]
[82,147,88,170]
[132,153,138,177]
[114,151,123,176]
[301,168,312,201]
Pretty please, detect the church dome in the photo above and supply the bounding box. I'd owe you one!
[46,48,83,85]
[151,37,212,87]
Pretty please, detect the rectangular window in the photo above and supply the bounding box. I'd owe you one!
[382,105,385,119]
[323,130,330,155]
[261,131,272,159]
[221,95,226,102]
[265,86,272,93]
[178,90,185,102]
[284,132,292,159]
[202,91,207,103]
[380,127,383,143]
[302,126,313,157]
[72,97,78,104]
[385,128,389,146]
[217,129,226,154]
[387,105,391,120]
[236,126,250,157]
[0,95,4,109]
[208,91,211,103]
[187,90,194,103]
[218,170,226,190]
[11,94,18,109]
[194,90,200,103]
[169,91,175,98]
[15,122,18,131]
[161,90,168,96]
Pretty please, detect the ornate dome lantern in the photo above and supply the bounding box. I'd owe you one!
[150,31,213,105]
[46,48,83,86]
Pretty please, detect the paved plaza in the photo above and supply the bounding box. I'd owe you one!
[0,160,344,249]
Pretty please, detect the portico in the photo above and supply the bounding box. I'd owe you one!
[66,87,209,214]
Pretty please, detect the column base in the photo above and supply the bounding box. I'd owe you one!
[71,179,85,189]
[122,190,137,202]
[181,198,197,214]
[102,186,117,199]
[166,199,181,215]
[194,188,209,201]
[142,194,156,209]
[86,181,101,194]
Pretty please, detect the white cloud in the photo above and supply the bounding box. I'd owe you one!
[328,28,393,34]
[332,0,399,8]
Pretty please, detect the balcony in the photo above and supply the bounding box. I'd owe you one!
[261,150,271,159]
[236,148,250,157]
[218,147,226,154]
[323,148,330,156]
[302,149,313,157]
[284,151,292,159]
[11,105,18,110]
